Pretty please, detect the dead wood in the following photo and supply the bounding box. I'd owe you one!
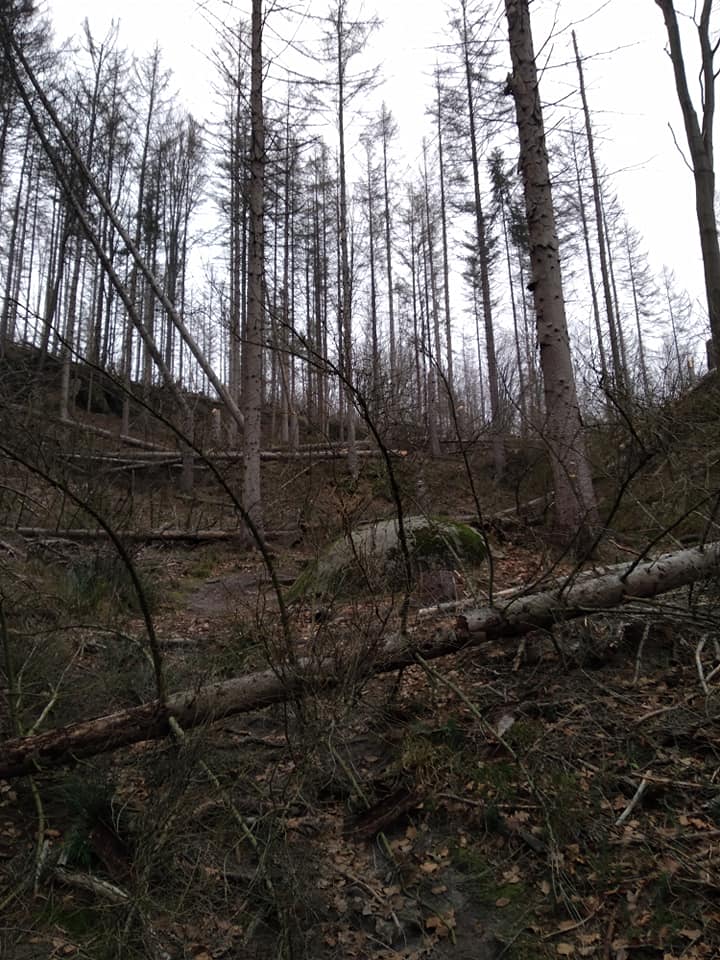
[61,448,385,466]
[57,418,171,452]
[1,541,718,780]
[344,786,422,840]
[12,526,247,543]
[4,405,172,452]
[10,526,304,544]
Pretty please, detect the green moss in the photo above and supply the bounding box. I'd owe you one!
[503,719,543,752]
[476,760,517,802]
[453,844,528,905]
[540,769,587,844]
[287,516,486,602]
[409,521,486,569]
[399,736,458,780]
[51,549,159,618]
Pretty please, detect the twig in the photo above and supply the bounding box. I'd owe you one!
[635,691,700,723]
[411,654,562,865]
[436,793,547,854]
[416,599,462,619]
[615,778,649,826]
[333,864,403,936]
[632,622,649,686]
[54,866,130,904]
[705,662,720,684]
[696,635,709,693]
[626,772,705,790]
[167,716,285,942]
[541,901,601,939]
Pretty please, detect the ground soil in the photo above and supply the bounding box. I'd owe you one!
[1,387,720,958]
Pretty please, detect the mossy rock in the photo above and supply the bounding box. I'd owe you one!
[288,516,485,601]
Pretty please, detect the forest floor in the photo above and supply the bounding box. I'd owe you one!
[2,377,720,958]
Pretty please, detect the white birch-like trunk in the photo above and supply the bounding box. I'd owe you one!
[505,0,599,549]
[242,0,265,534]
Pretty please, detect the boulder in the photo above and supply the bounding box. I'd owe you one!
[288,516,485,601]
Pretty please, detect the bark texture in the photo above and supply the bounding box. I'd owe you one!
[656,0,720,363]
[242,0,265,532]
[1,541,717,780]
[505,0,599,548]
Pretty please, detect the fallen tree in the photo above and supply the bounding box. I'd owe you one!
[1,541,718,779]
[12,527,247,543]
[9,526,298,544]
[61,448,387,465]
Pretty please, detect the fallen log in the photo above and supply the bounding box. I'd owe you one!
[62,448,386,465]
[264,439,373,453]
[456,541,720,636]
[13,526,246,543]
[58,418,171,452]
[1,541,717,779]
[9,526,301,544]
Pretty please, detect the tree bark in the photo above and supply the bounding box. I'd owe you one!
[505,0,599,549]
[570,126,609,392]
[655,0,720,364]
[434,72,454,401]
[242,0,265,533]
[1,541,718,779]
[380,104,397,401]
[572,31,626,397]
[460,0,504,477]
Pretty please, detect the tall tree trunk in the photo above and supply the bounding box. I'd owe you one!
[380,104,396,404]
[409,189,424,420]
[501,204,527,434]
[655,0,720,364]
[365,140,380,414]
[602,193,630,391]
[435,71,455,402]
[59,235,83,421]
[422,144,444,453]
[460,0,504,476]
[505,0,599,550]
[243,0,265,534]
[569,125,609,393]
[0,120,31,351]
[572,30,626,397]
[336,6,357,477]
[124,49,159,432]
[624,225,651,400]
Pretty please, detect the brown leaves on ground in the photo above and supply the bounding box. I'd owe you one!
[2,533,720,959]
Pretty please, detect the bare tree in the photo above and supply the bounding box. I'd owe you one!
[379,103,397,399]
[572,30,626,397]
[242,0,265,532]
[504,0,599,549]
[456,0,504,476]
[655,0,720,365]
[324,0,379,475]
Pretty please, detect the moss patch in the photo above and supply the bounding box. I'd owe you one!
[287,516,486,601]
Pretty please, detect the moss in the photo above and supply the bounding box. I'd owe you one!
[503,719,543,752]
[287,516,486,602]
[409,520,486,570]
[453,844,528,905]
[398,736,458,783]
[476,760,517,802]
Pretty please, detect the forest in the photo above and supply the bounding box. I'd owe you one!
[1,0,720,957]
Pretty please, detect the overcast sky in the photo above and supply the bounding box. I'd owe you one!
[45,0,708,319]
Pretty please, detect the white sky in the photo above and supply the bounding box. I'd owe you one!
[45,0,708,316]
